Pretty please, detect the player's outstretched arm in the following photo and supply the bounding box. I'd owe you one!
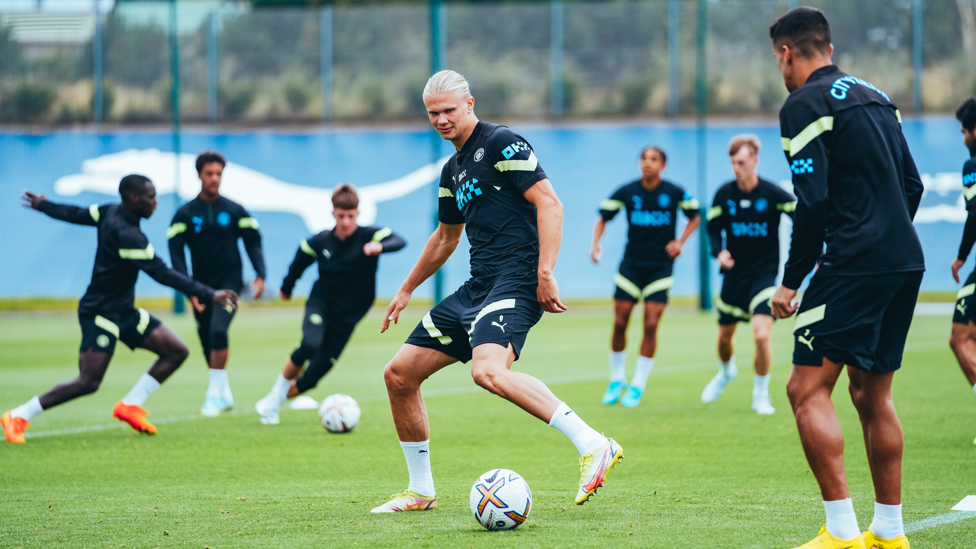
[363,227,407,257]
[590,218,607,264]
[279,238,319,300]
[524,179,567,314]
[21,190,99,226]
[381,222,463,332]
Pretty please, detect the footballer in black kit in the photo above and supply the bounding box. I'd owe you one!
[591,146,700,408]
[948,98,976,442]
[3,175,238,444]
[701,134,796,414]
[168,151,267,417]
[372,71,620,514]
[769,8,924,546]
[254,184,405,425]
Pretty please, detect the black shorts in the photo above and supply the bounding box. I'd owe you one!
[953,267,976,325]
[716,273,777,325]
[79,308,162,354]
[792,271,922,373]
[614,262,673,304]
[291,294,367,393]
[193,300,237,359]
[405,268,544,364]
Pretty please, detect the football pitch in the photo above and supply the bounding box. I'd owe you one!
[1,304,973,548]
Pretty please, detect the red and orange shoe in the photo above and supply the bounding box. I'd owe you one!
[112,401,157,435]
[2,409,30,443]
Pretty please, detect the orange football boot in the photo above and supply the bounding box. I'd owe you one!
[2,410,30,443]
[112,401,157,435]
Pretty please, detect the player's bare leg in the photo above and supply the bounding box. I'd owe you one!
[751,315,775,414]
[620,301,664,407]
[949,321,976,386]
[718,323,737,363]
[604,300,635,404]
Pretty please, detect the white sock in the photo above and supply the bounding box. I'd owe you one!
[400,440,435,496]
[629,356,655,392]
[722,356,737,377]
[870,502,904,539]
[11,396,43,421]
[122,374,161,407]
[548,402,607,455]
[608,350,627,383]
[753,373,771,397]
[270,374,291,403]
[823,498,861,541]
[207,369,227,399]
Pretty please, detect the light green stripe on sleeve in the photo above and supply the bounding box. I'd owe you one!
[238,217,259,230]
[494,152,539,172]
[167,223,187,239]
[600,199,625,212]
[372,227,392,242]
[777,201,797,213]
[299,239,317,257]
[781,137,791,152]
[678,198,700,210]
[118,243,155,260]
[964,185,976,201]
[89,204,100,223]
[787,116,834,157]
[439,187,454,198]
[707,206,723,221]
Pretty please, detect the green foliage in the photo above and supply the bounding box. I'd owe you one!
[619,75,652,114]
[221,81,257,117]
[103,14,168,89]
[0,26,23,76]
[282,74,315,113]
[0,309,972,547]
[0,80,57,123]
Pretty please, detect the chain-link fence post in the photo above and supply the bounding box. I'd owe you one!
[696,0,711,311]
[913,0,924,113]
[207,10,218,125]
[550,0,563,120]
[431,0,447,304]
[92,0,104,124]
[320,6,334,122]
[171,0,185,315]
[668,0,680,118]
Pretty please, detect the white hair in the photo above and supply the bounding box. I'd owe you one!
[423,70,472,101]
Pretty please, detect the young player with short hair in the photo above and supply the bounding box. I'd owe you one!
[168,151,266,417]
[254,184,405,425]
[371,70,623,513]
[948,97,976,445]
[3,176,239,443]
[590,146,701,408]
[768,8,924,549]
[703,134,796,414]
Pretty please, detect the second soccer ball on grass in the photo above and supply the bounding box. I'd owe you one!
[318,394,360,433]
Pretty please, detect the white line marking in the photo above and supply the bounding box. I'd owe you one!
[20,361,718,440]
[905,511,976,533]
[951,495,976,511]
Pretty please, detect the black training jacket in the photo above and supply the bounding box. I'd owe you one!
[957,156,976,262]
[168,196,266,293]
[37,201,215,315]
[779,64,925,290]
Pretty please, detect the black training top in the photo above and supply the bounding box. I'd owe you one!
[599,179,700,269]
[168,196,266,293]
[707,178,796,278]
[280,225,406,314]
[438,121,549,279]
[957,156,976,262]
[37,201,215,315]
[778,64,925,290]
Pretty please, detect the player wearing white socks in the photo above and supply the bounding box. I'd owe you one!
[371,71,622,514]
[591,146,701,408]
[703,134,795,414]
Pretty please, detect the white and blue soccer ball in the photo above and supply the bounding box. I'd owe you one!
[318,394,360,433]
[469,469,532,531]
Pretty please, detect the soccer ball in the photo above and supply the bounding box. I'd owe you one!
[469,469,532,531]
[317,394,360,433]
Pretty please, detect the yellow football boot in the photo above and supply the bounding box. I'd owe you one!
[369,490,438,513]
[793,526,866,549]
[863,530,910,549]
[576,437,624,504]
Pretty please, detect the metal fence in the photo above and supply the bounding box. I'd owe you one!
[0,0,972,126]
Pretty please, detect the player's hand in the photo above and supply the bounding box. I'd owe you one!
[251,277,265,299]
[212,290,240,311]
[190,295,206,313]
[665,240,683,259]
[20,190,47,210]
[951,258,964,284]
[771,285,799,319]
[278,289,291,301]
[363,241,384,256]
[537,272,568,313]
[717,250,735,270]
[589,244,602,265]
[382,289,412,333]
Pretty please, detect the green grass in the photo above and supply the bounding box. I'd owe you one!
[0,305,973,548]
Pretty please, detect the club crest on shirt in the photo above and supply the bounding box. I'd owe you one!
[474,148,485,162]
[217,211,232,227]
[755,197,768,212]
[658,194,671,208]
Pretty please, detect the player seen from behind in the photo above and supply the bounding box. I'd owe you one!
[590,146,700,408]
[3,176,239,444]
[168,151,266,418]
[254,184,405,425]
[768,8,924,549]
[372,70,623,513]
[948,98,976,446]
[703,134,796,414]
